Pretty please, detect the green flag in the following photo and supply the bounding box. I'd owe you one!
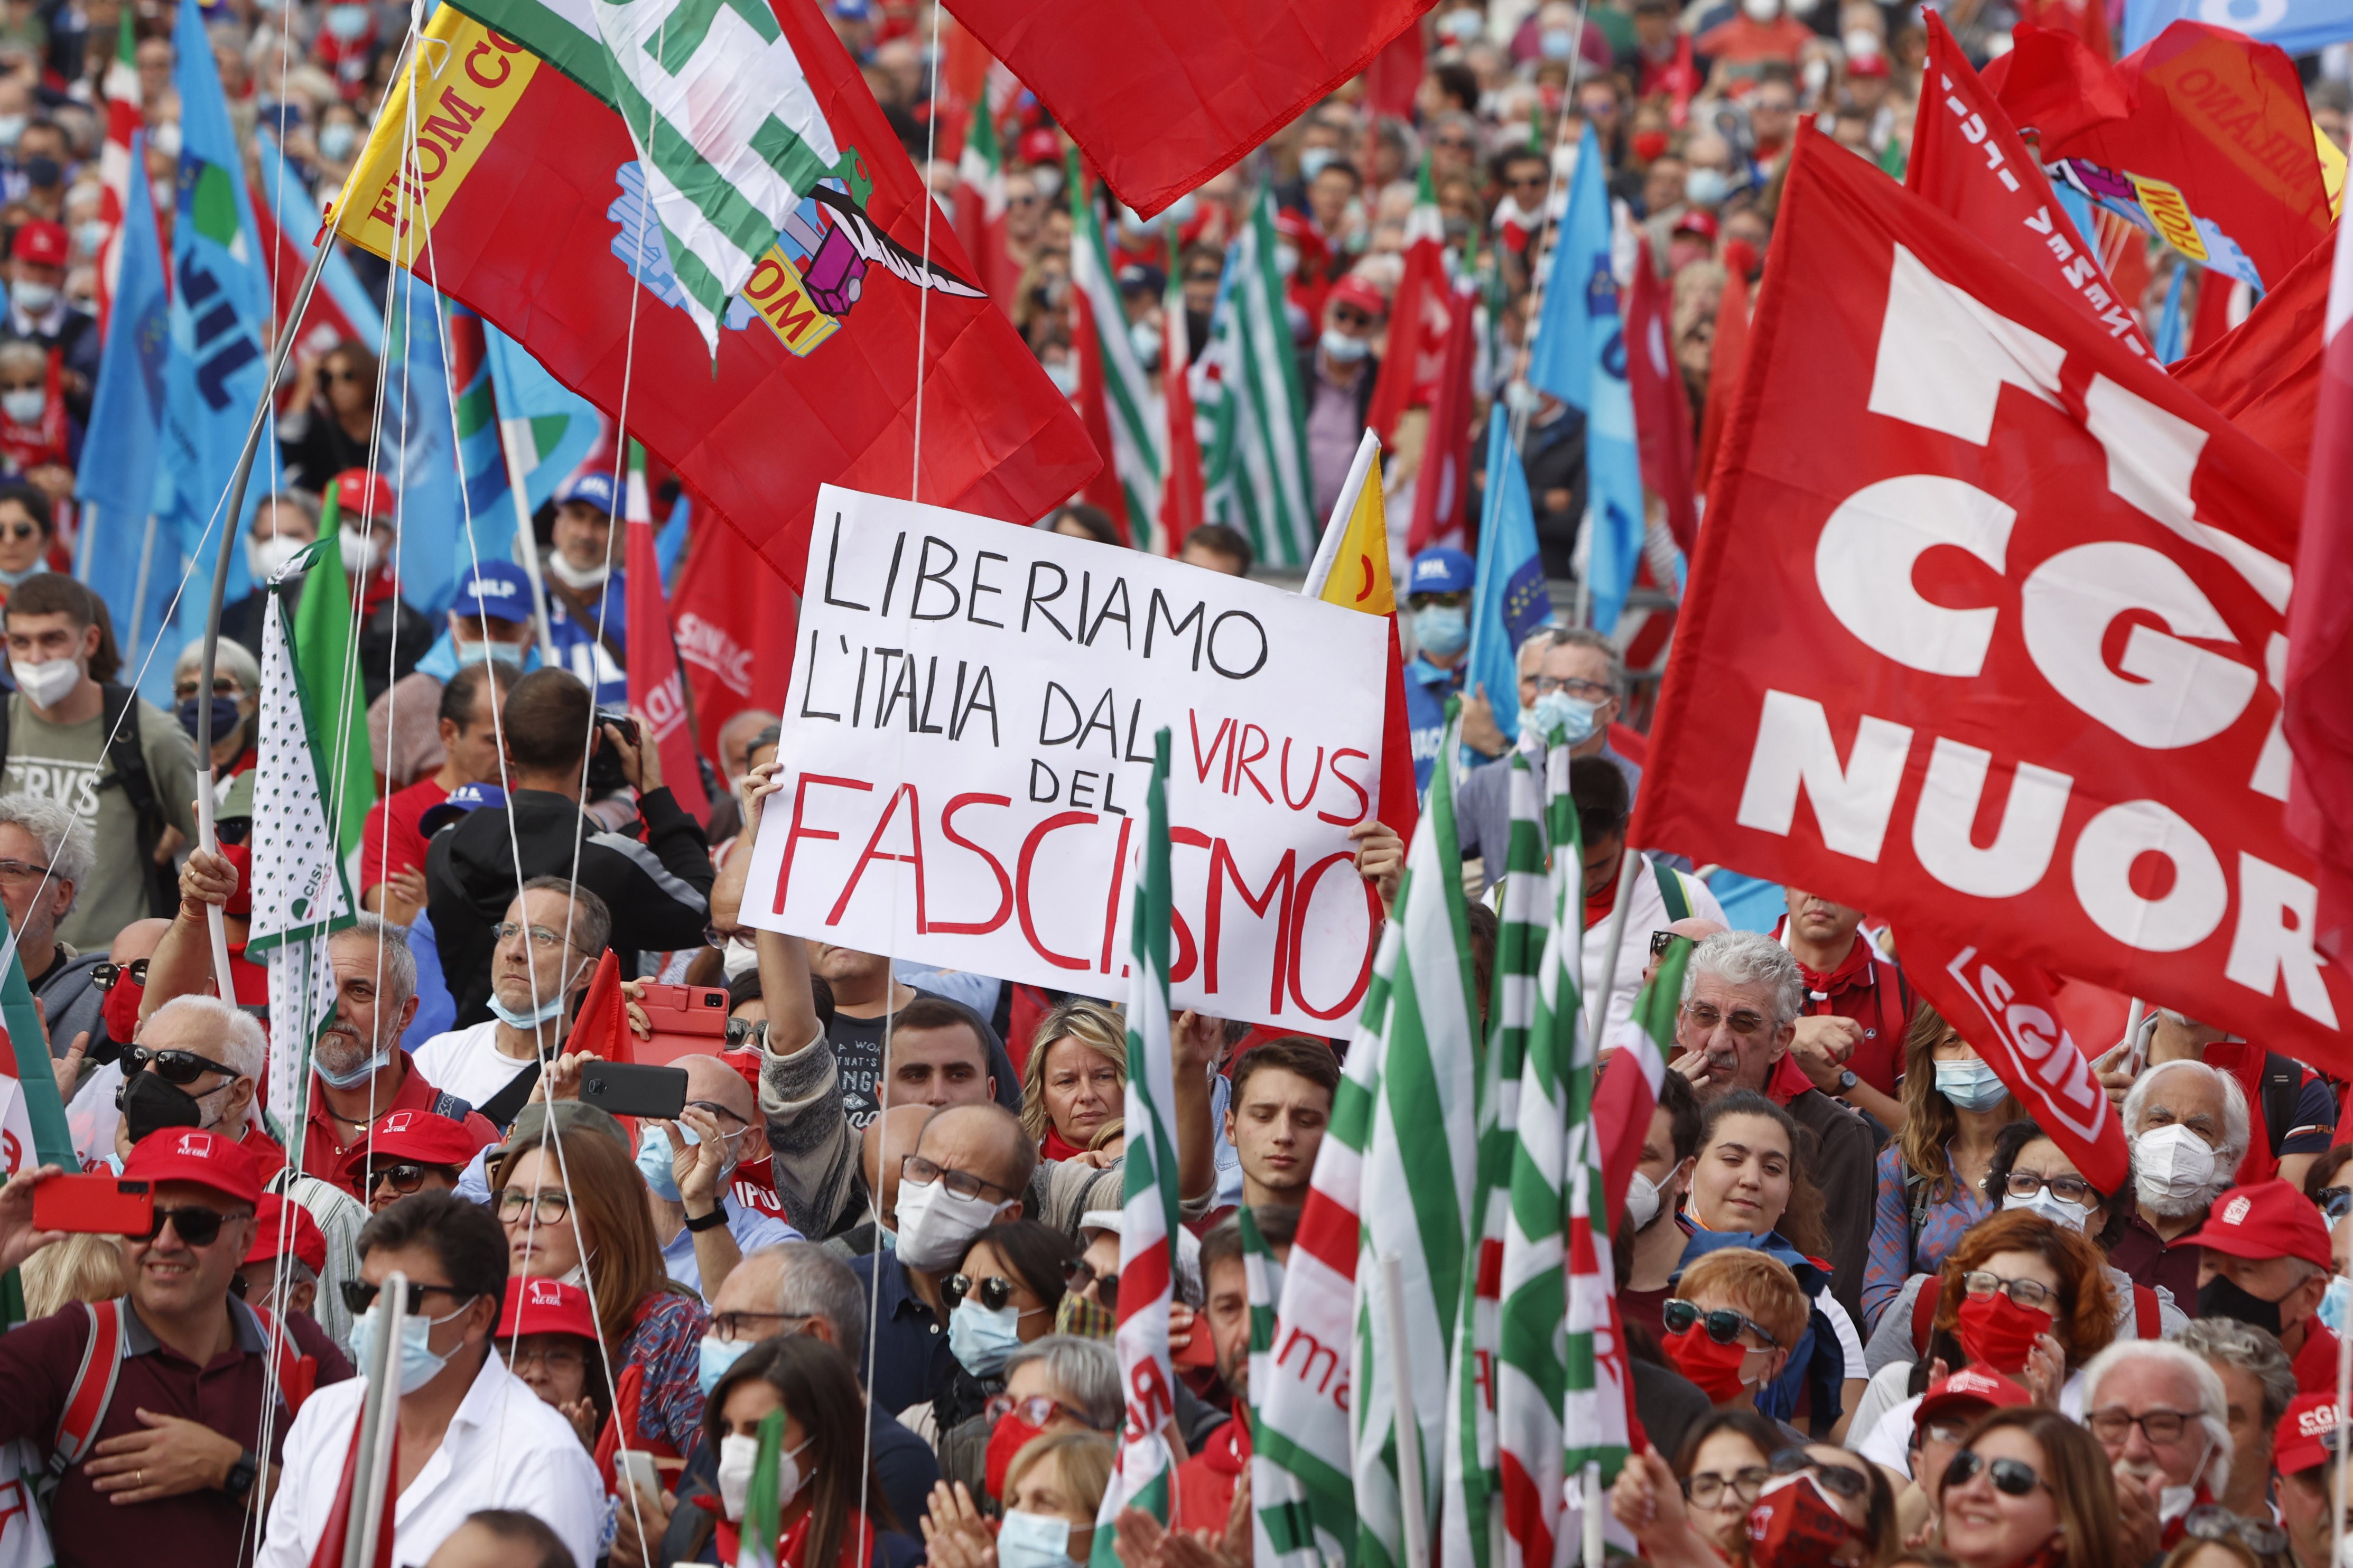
[290,485,377,857]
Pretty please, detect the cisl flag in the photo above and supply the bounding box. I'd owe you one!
[1634,128,2347,1068]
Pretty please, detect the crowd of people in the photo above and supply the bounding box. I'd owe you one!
[0,2,2340,1568]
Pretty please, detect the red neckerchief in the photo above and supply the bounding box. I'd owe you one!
[1041,1124,1089,1163]
[715,1509,879,1568]
[1791,929,1874,1000]
[1584,875,1617,932]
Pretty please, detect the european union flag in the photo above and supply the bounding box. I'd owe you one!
[1466,403,1551,749]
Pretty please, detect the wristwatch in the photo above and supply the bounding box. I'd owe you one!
[684,1197,731,1233]
[222,1448,260,1500]
[1836,1069,1858,1094]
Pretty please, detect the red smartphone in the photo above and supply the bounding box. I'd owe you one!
[633,984,730,1066]
[32,1175,154,1236]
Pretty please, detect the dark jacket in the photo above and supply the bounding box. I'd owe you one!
[425,786,715,1024]
[32,947,105,1062]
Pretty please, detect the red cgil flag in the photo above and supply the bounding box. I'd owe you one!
[940,0,1438,217]
[1634,128,2348,1068]
[1362,16,1426,120]
[1405,276,1477,554]
[672,499,799,772]
[1366,174,1451,448]
[2284,220,2353,962]
[1624,236,1697,557]
[1693,246,1750,499]
[2173,229,2335,475]
[623,447,710,823]
[1161,279,1205,549]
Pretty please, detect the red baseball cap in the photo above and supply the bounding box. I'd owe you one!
[1674,209,1721,242]
[2185,1180,2332,1271]
[2277,1391,2342,1476]
[497,1275,600,1341]
[123,1127,264,1207]
[245,1192,328,1275]
[1916,1367,2031,1430]
[337,1109,480,1181]
[1016,126,1061,167]
[332,468,397,522]
[1327,274,1387,320]
[12,219,67,268]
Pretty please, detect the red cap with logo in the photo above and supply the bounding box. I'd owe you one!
[1326,274,1388,321]
[12,220,67,268]
[1916,1367,2032,1429]
[332,468,397,522]
[2276,1391,2342,1476]
[496,1276,600,1341]
[2185,1180,2332,1271]
[123,1127,264,1207]
[244,1192,328,1275]
[337,1109,480,1180]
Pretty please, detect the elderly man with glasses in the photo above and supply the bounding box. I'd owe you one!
[413,877,613,1127]
[2079,1338,2236,1562]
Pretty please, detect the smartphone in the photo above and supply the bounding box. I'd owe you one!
[584,710,640,796]
[579,1061,690,1121]
[619,1448,662,1500]
[633,984,730,1067]
[33,1175,154,1236]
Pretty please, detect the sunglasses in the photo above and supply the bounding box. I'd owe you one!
[724,1018,768,1049]
[340,1277,473,1315]
[2320,1185,2352,1221]
[0,520,38,539]
[142,1204,242,1247]
[90,957,148,993]
[1649,929,1680,960]
[1663,1297,1779,1348]
[1941,1450,2045,1497]
[1063,1256,1119,1312]
[365,1162,442,1196]
[1771,1448,1868,1500]
[2182,1506,2289,1555]
[126,1045,237,1085]
[943,1273,1018,1312]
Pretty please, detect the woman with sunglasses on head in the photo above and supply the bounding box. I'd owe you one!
[1863,1007,2019,1333]
[921,1221,1079,1492]
[494,1125,712,1471]
[1614,1436,1899,1568]
[1847,1211,2117,1475]
[1674,1409,1785,1554]
[1021,1001,1128,1162]
[1936,1408,2122,1568]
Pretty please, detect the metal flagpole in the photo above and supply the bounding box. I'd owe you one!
[346,1269,406,1568]
[125,510,158,668]
[194,223,336,998]
[496,414,560,663]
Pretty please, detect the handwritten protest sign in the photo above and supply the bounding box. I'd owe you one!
[741,487,1392,1030]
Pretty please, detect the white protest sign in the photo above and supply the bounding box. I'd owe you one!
[742,486,1391,1030]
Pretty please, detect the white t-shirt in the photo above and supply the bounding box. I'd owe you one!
[412,1019,536,1110]
[1819,1289,1868,1379]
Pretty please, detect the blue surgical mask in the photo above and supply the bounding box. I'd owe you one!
[697,1332,751,1396]
[637,1123,684,1201]
[354,1298,467,1394]
[454,639,525,667]
[948,1300,1024,1376]
[177,695,243,745]
[1541,25,1577,58]
[997,1510,1083,1568]
[488,990,568,1030]
[315,1045,392,1090]
[1299,146,1338,182]
[2322,1276,2353,1335]
[324,3,372,40]
[319,121,358,162]
[1413,603,1469,659]
[1529,689,1601,745]
[1932,1058,2010,1113]
[1685,167,1731,208]
[1319,326,1370,363]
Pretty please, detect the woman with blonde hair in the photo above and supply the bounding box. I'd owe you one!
[1938,1408,2124,1568]
[1021,1000,1127,1160]
[923,1431,1114,1568]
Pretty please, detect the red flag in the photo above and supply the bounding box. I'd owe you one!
[93,12,141,334]
[1989,22,2331,292]
[623,455,711,823]
[2173,230,2334,475]
[305,1408,396,1568]
[1363,20,1425,120]
[940,0,1438,217]
[673,494,798,769]
[1632,129,2349,1066]
[1624,237,1698,557]
[2284,220,2353,961]
[329,4,1098,593]
[1900,929,2132,1191]
[249,194,373,370]
[1366,192,1450,446]
[1069,285,1135,545]
[2017,0,2112,59]
[1161,293,1205,548]
[1694,250,1749,498]
[951,99,1018,303]
[1405,278,1476,554]
[2190,270,2250,354]
[1909,12,2151,364]
[571,949,630,1062]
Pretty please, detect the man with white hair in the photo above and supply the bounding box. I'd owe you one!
[2080,1338,2233,1559]
[2114,1058,2248,1304]
[109,993,270,1160]
[1668,929,1877,1319]
[0,790,105,1056]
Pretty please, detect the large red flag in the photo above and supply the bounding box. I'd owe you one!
[940,0,1438,217]
[1624,237,1698,557]
[623,451,711,823]
[329,5,1098,592]
[1362,18,1426,120]
[1693,251,1749,498]
[2284,221,2353,962]
[1366,192,1450,446]
[1404,277,1476,554]
[672,500,799,769]
[1633,129,2348,1067]
[2173,230,2334,475]
[1161,291,1205,549]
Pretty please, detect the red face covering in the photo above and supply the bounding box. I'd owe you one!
[102,976,143,1046]
[1745,1472,1859,1568]
[1956,1292,2051,1375]
[984,1407,1048,1501]
[1663,1324,1755,1403]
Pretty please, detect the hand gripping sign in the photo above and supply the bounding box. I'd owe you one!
[1633,129,2350,1070]
[741,486,1391,1030]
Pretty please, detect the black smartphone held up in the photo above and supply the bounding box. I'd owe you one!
[578,1061,690,1121]
[585,710,640,796]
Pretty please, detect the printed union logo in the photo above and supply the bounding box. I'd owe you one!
[2222,1194,2252,1225]
[2303,1404,2339,1435]
[527,1278,565,1305]
[384,1112,416,1133]
[177,1131,212,1155]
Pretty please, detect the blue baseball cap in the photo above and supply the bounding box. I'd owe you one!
[449,559,534,623]
[555,471,618,516]
[1408,547,1475,596]
[420,783,507,837]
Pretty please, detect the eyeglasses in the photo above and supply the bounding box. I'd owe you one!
[173,676,244,699]
[1663,1297,1779,1349]
[504,1341,588,1375]
[1683,1466,1770,1507]
[901,1153,1018,1204]
[2085,1406,2195,1445]
[323,368,368,384]
[1063,1257,1119,1312]
[1769,1448,1868,1500]
[710,1309,815,1341]
[1941,1450,2047,1498]
[724,1018,767,1049]
[943,1273,1018,1312]
[2183,1507,2290,1555]
[1959,1270,2056,1311]
[2003,1171,2097,1208]
[1680,1002,1771,1037]
[494,922,587,953]
[1529,675,1613,700]
[90,958,148,992]
[365,1162,441,1197]
[126,1045,238,1085]
[141,1204,242,1247]
[2320,1186,2353,1221]
[0,856,53,886]
[340,1277,473,1315]
[495,1188,574,1226]
[984,1392,1110,1432]
[1433,134,1478,152]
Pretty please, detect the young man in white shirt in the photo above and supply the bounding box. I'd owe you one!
[411,879,607,1118]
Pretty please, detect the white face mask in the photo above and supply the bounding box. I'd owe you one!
[0,388,41,424]
[2003,1189,2092,1233]
[11,279,55,317]
[2133,1123,2221,1212]
[544,552,611,591]
[339,524,385,574]
[247,532,306,582]
[715,1431,812,1523]
[151,121,181,162]
[1742,0,1779,20]
[997,1510,1083,1568]
[892,1175,1009,1272]
[12,655,80,709]
[1624,1170,1663,1233]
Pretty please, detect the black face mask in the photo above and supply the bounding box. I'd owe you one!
[177,695,242,745]
[23,155,59,190]
[2197,1272,2286,1336]
[117,1067,212,1145]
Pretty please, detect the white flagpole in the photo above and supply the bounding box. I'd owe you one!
[347,1268,406,1568]
[124,511,158,666]
[1586,846,1640,1043]
[496,416,560,662]
[1382,1253,1431,1568]
[1299,430,1381,601]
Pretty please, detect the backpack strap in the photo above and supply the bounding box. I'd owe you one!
[95,684,176,919]
[2134,1284,2160,1340]
[2261,1053,2302,1158]
[428,1088,480,1126]
[1651,858,1691,923]
[51,1299,126,1474]
[476,1061,542,1131]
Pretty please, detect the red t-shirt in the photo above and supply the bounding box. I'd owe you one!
[1175,1407,1251,1534]
[301,1051,499,1190]
[359,776,451,893]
